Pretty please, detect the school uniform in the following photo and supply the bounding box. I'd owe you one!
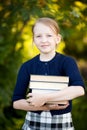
[12,52,84,130]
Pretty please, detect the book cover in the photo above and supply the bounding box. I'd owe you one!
[29,75,69,105]
[30,75,69,83]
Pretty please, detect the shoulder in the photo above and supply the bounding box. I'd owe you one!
[22,54,39,67]
[56,52,76,63]
[18,54,39,73]
[57,53,79,74]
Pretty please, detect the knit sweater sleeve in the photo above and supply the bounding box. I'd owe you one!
[63,56,84,87]
[12,62,30,102]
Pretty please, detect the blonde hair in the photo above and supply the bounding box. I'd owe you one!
[32,17,60,35]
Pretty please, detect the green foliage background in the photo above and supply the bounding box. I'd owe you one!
[0,0,87,130]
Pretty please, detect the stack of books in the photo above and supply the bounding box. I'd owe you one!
[29,75,69,105]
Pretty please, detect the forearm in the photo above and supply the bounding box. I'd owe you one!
[46,86,85,103]
[13,99,69,111]
[13,99,48,111]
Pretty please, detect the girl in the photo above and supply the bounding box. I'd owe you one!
[12,17,85,130]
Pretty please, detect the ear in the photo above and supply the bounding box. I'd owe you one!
[56,34,61,44]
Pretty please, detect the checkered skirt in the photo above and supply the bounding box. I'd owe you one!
[22,111,74,130]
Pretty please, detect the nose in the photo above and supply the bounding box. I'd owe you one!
[41,36,47,42]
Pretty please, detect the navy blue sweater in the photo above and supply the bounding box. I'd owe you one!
[12,52,84,115]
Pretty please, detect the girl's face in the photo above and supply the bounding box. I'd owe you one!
[33,23,60,55]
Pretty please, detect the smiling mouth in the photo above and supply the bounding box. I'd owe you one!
[41,45,49,47]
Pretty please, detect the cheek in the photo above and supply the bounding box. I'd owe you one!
[33,38,37,44]
[33,39,39,46]
[52,38,57,44]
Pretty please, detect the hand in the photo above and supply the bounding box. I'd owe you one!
[46,102,69,110]
[26,93,47,107]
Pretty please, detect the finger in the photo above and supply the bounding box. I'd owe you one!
[26,100,33,106]
[26,99,31,103]
[26,95,32,101]
[27,93,32,97]
[58,104,68,109]
[46,104,59,109]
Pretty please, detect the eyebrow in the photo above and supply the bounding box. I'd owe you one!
[34,32,53,35]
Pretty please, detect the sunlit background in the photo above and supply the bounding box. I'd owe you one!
[0,0,87,130]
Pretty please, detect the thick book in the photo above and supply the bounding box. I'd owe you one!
[29,75,69,105]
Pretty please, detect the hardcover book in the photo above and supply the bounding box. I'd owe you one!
[29,75,69,105]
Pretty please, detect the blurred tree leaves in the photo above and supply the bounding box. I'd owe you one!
[0,0,87,129]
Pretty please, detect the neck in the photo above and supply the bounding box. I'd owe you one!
[40,51,56,62]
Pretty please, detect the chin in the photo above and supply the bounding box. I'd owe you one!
[41,51,50,54]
